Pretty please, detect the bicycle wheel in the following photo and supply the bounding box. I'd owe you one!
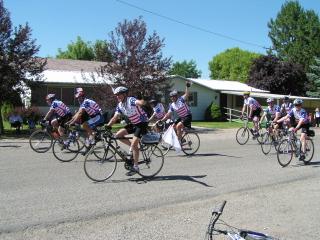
[84,145,117,182]
[260,132,272,155]
[52,138,80,162]
[137,145,164,178]
[302,138,314,164]
[236,127,249,145]
[159,138,172,156]
[29,130,53,153]
[277,139,293,167]
[256,128,265,144]
[181,132,200,155]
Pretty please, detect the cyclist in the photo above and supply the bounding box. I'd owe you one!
[259,98,281,136]
[67,88,104,145]
[240,92,262,136]
[106,86,148,176]
[277,98,310,160]
[43,94,72,137]
[148,99,166,132]
[159,81,192,141]
[280,95,293,127]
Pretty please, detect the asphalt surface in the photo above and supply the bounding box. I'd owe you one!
[0,128,320,240]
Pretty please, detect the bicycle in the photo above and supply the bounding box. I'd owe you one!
[236,116,264,145]
[83,128,164,182]
[51,125,106,162]
[276,129,315,167]
[157,120,201,156]
[205,201,278,240]
[260,122,288,155]
[29,121,60,153]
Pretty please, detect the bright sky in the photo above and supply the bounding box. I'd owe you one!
[5,0,320,78]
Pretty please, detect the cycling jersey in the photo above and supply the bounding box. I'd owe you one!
[152,103,166,120]
[80,98,102,117]
[168,96,191,118]
[288,107,309,124]
[116,97,148,124]
[264,105,280,120]
[244,97,261,110]
[50,100,71,117]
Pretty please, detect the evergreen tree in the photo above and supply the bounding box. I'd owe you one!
[306,57,320,97]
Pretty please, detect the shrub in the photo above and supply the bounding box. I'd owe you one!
[204,102,222,121]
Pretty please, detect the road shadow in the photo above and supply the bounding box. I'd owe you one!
[92,174,213,187]
[0,144,22,148]
[182,152,241,158]
[291,160,320,168]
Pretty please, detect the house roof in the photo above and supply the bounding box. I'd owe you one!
[170,75,269,93]
[45,58,107,72]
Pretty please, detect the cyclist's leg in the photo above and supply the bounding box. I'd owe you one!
[115,125,132,146]
[176,122,184,140]
[299,124,309,157]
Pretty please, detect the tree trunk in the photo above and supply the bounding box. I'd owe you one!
[0,102,4,135]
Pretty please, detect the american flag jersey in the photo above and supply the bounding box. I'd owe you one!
[80,98,102,117]
[50,100,71,117]
[116,97,148,124]
[168,96,191,118]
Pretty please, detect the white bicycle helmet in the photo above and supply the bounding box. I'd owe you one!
[266,98,274,103]
[114,86,128,95]
[293,98,303,105]
[46,94,56,100]
[169,90,178,97]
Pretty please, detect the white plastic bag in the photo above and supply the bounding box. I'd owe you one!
[162,125,181,153]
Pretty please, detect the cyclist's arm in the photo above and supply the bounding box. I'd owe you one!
[241,104,247,117]
[68,108,84,125]
[273,112,281,122]
[135,99,146,107]
[259,112,266,123]
[277,114,289,123]
[248,105,253,119]
[148,112,156,122]
[160,112,172,122]
[106,112,121,127]
[295,118,306,131]
[182,83,190,100]
[44,109,54,121]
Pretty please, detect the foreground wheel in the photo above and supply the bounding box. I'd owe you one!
[236,127,249,145]
[277,139,293,167]
[138,145,164,178]
[302,138,314,164]
[181,132,200,155]
[52,139,80,162]
[29,130,53,153]
[84,146,117,182]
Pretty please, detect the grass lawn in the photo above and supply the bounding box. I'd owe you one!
[191,121,244,129]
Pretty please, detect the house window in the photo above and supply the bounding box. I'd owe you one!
[62,88,75,106]
[188,92,198,107]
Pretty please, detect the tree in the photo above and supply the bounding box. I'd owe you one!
[247,55,308,96]
[99,17,172,101]
[208,47,261,83]
[268,1,320,71]
[168,60,201,78]
[306,57,320,97]
[56,36,112,62]
[0,0,45,134]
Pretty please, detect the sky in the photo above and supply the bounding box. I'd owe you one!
[5,0,320,79]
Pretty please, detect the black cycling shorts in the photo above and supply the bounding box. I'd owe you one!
[175,114,192,128]
[125,122,148,138]
[57,113,72,128]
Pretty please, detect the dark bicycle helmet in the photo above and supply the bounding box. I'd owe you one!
[149,99,158,105]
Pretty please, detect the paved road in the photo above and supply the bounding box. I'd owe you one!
[0,128,320,240]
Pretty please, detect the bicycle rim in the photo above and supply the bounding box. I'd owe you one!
[302,139,314,164]
[84,146,117,182]
[277,139,293,167]
[260,133,272,155]
[52,139,80,162]
[181,132,200,155]
[138,145,164,178]
[236,127,249,145]
[159,139,172,156]
[29,130,53,153]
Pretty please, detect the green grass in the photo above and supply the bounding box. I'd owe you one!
[191,121,243,129]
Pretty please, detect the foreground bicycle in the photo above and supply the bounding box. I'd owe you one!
[236,116,263,145]
[277,129,315,167]
[205,201,278,240]
[29,121,60,153]
[260,122,288,155]
[83,128,164,182]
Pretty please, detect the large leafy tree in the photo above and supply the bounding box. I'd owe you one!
[247,55,308,95]
[99,17,172,101]
[306,57,320,97]
[268,1,320,71]
[208,47,261,83]
[56,36,112,62]
[168,60,201,78]
[0,0,45,134]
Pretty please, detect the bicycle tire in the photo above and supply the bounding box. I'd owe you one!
[181,132,200,155]
[277,139,293,167]
[159,138,172,156]
[236,127,249,145]
[84,146,117,182]
[260,132,272,155]
[52,138,80,162]
[137,145,164,178]
[29,130,53,153]
[256,128,265,144]
[302,138,314,164]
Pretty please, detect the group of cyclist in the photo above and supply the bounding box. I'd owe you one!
[42,81,193,176]
[240,92,310,160]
